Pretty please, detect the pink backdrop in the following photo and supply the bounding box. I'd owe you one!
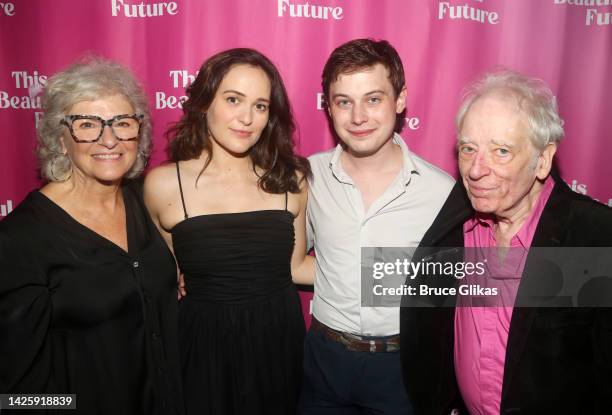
[2,0,611,323]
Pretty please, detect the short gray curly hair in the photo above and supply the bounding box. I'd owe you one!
[37,57,152,181]
[456,69,564,151]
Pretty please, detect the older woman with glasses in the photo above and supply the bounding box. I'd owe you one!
[0,58,183,414]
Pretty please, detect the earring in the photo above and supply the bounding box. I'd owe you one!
[50,152,72,182]
[136,151,148,172]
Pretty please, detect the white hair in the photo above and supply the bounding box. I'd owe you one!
[456,69,564,150]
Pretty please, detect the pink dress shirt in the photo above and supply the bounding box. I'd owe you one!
[454,176,555,415]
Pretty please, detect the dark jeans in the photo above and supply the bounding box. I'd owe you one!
[299,327,414,415]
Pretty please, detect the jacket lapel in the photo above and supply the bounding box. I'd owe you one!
[501,179,571,402]
[421,182,473,247]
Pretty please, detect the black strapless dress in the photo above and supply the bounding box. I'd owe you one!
[172,210,305,415]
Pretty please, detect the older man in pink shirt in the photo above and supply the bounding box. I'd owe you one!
[400,70,612,415]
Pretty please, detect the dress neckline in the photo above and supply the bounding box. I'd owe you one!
[32,188,135,255]
[169,209,294,234]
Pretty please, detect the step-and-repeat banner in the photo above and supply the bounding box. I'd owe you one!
[1,0,611,321]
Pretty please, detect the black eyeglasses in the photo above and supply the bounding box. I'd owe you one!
[60,114,144,143]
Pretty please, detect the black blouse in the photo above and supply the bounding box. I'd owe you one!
[0,180,183,415]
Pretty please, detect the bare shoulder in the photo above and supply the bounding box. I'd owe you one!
[144,163,180,206]
[146,162,177,183]
[295,170,309,194]
[287,171,309,217]
[289,171,309,202]
[143,162,190,231]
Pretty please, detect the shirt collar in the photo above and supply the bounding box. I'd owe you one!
[329,133,419,186]
[513,175,555,247]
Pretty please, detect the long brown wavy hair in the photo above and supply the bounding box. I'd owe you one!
[167,48,310,193]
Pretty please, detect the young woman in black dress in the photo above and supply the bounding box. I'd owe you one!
[144,48,313,414]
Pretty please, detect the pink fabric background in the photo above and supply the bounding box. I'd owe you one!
[2,0,611,323]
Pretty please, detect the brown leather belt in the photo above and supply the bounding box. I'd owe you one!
[310,318,400,353]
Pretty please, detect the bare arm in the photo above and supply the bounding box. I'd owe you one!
[290,179,315,285]
[143,167,186,298]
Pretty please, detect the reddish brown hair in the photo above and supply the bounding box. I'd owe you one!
[321,38,405,100]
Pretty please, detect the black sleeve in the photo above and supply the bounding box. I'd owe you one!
[0,218,52,393]
[592,308,612,412]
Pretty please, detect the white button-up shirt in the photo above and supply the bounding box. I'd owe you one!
[307,134,454,336]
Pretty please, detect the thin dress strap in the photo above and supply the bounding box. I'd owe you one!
[176,162,188,219]
[285,192,288,211]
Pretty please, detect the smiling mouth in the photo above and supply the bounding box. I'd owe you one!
[92,153,122,160]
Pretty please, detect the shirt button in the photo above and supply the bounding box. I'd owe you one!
[133,261,139,268]
[152,332,160,340]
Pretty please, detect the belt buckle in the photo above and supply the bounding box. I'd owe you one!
[339,332,379,353]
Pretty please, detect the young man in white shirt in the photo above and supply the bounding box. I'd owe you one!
[300,38,454,414]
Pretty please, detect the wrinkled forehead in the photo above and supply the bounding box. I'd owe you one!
[459,93,536,148]
[463,92,528,130]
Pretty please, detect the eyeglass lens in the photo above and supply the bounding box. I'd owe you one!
[72,117,140,141]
